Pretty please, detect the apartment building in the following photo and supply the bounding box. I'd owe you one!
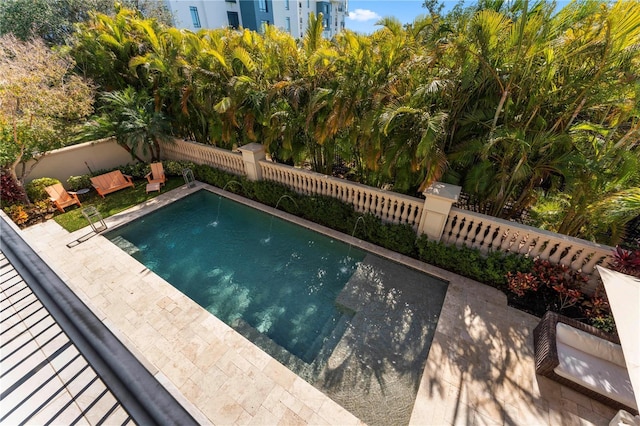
[164,0,348,38]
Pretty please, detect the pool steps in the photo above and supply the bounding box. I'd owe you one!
[231,312,353,383]
[110,235,139,255]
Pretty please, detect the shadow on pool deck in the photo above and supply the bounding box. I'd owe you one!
[315,253,448,426]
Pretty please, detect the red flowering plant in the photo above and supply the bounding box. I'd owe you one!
[506,259,587,316]
[0,169,26,206]
[609,246,640,278]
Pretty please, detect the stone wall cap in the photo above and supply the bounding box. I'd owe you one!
[423,182,462,201]
[238,143,265,153]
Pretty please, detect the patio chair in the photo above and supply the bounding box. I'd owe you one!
[45,183,82,213]
[145,162,167,186]
[534,311,638,414]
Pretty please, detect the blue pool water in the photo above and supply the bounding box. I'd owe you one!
[106,190,365,365]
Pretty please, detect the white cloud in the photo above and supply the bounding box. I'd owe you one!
[347,9,381,22]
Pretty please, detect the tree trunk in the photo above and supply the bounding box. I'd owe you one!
[118,142,145,163]
[8,149,30,205]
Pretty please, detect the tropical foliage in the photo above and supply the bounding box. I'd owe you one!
[0,0,173,45]
[62,1,640,243]
[0,35,94,201]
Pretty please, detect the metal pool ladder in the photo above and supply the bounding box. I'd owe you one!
[82,206,107,233]
[182,168,196,188]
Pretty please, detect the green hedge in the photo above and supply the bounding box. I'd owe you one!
[415,237,534,288]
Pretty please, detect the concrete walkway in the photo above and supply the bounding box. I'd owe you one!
[19,182,617,425]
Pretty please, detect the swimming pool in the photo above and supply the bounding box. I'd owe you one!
[107,190,364,367]
[106,188,448,426]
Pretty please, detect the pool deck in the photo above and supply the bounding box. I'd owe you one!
[19,182,617,425]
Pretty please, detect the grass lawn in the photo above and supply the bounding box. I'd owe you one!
[54,178,185,232]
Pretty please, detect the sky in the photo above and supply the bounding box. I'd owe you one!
[345,0,437,33]
[344,0,573,34]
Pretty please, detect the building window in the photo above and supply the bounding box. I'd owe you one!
[225,0,236,2]
[189,6,201,28]
[260,20,270,33]
[259,0,268,12]
[227,11,240,29]
[285,0,290,10]
[285,17,291,33]
[307,0,310,8]
[325,4,329,13]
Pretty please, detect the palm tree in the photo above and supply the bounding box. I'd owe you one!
[82,87,173,161]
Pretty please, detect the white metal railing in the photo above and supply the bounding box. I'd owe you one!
[161,139,245,176]
[443,208,613,289]
[260,161,424,229]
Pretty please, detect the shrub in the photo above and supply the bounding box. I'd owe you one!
[3,200,57,228]
[589,314,617,334]
[117,162,150,179]
[506,259,587,315]
[66,175,92,191]
[359,215,417,256]
[193,164,239,189]
[25,177,60,202]
[609,245,640,278]
[416,236,534,288]
[0,170,26,206]
[4,204,28,225]
[163,160,195,176]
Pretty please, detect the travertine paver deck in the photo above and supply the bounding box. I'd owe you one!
[19,182,617,425]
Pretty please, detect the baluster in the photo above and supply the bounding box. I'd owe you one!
[516,233,529,255]
[499,228,516,252]
[570,248,592,271]
[475,223,493,254]
[361,191,369,212]
[582,251,611,274]
[487,225,501,251]
[389,200,399,223]
[548,239,564,263]
[560,246,583,271]
[412,206,422,229]
[400,201,409,224]
[442,214,456,244]
[374,195,384,217]
[470,221,484,250]
[456,217,470,247]
[526,236,544,259]
[537,238,556,261]
[356,190,365,212]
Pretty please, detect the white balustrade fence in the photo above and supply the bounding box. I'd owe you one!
[260,161,424,229]
[161,139,245,176]
[443,208,613,290]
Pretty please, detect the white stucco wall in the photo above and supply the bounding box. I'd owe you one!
[23,138,148,186]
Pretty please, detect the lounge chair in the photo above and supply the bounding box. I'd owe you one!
[45,183,82,212]
[534,311,638,414]
[145,162,167,186]
[90,170,135,198]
